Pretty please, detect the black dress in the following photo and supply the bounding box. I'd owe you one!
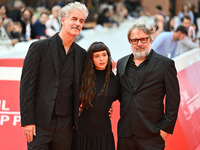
[73,69,120,150]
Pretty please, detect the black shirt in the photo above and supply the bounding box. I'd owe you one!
[57,34,74,73]
[53,33,75,116]
[125,50,152,92]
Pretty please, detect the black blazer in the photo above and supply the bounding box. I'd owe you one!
[20,34,86,129]
[117,50,180,138]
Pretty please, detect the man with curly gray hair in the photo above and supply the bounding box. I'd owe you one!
[20,2,88,150]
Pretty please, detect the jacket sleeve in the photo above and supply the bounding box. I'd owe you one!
[160,60,180,134]
[116,59,122,103]
[20,41,44,126]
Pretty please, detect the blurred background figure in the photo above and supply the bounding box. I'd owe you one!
[177,2,194,25]
[0,17,18,51]
[19,8,36,40]
[82,9,97,30]
[190,3,200,33]
[124,0,141,18]
[176,15,199,56]
[0,4,9,21]
[13,21,25,42]
[164,16,175,31]
[113,2,128,25]
[39,0,50,10]
[152,25,188,58]
[31,6,49,24]
[3,18,19,45]
[52,0,66,8]
[156,5,166,19]
[97,7,118,28]
[0,17,13,51]
[8,0,26,22]
[153,14,165,39]
[33,12,49,39]
[139,5,151,17]
[46,5,61,37]
[181,15,196,42]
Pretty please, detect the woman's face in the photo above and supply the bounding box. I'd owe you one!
[93,50,108,70]
[183,4,189,12]
[23,10,31,20]
[0,6,6,15]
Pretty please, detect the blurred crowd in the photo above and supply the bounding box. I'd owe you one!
[0,0,200,57]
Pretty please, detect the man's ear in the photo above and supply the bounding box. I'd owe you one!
[61,17,65,26]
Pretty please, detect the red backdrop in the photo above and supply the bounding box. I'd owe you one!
[1,58,200,150]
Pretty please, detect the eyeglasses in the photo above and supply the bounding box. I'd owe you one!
[130,36,149,45]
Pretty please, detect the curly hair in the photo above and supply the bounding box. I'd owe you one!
[80,41,113,109]
[59,2,89,19]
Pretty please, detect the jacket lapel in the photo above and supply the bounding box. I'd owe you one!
[50,35,59,77]
[119,55,133,94]
[74,44,81,82]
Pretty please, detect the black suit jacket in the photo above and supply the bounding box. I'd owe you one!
[20,34,86,129]
[117,50,180,138]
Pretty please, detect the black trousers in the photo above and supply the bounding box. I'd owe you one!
[27,115,73,150]
[117,135,165,150]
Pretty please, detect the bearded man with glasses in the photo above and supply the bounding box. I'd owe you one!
[116,23,180,150]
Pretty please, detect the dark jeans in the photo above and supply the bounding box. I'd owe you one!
[28,115,73,150]
[117,135,165,150]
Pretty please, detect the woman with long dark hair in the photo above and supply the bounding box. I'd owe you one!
[0,4,9,21]
[73,41,120,150]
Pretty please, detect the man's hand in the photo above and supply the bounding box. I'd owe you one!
[11,39,18,46]
[24,125,36,143]
[160,129,169,141]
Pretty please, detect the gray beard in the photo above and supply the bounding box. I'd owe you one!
[133,49,149,59]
